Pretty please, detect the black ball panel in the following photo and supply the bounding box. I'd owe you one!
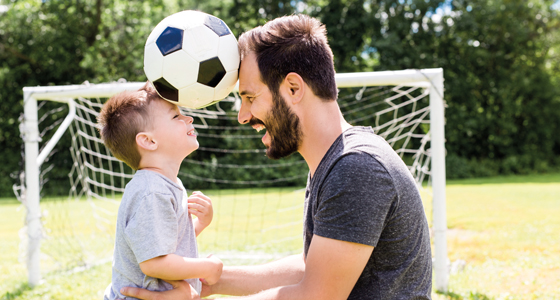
[153,78,179,102]
[156,27,184,56]
[197,57,226,88]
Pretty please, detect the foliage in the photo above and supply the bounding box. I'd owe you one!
[0,0,171,196]
[0,0,559,196]
[351,0,560,178]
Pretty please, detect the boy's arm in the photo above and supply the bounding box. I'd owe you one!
[140,253,222,283]
[188,192,212,236]
[192,219,206,237]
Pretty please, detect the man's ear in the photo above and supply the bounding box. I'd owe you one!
[282,72,305,104]
[136,132,157,151]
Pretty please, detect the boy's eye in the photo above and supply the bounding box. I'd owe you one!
[173,114,180,119]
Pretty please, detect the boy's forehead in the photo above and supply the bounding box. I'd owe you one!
[151,98,177,112]
[145,100,177,125]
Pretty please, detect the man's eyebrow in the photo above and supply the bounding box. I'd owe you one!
[239,91,249,96]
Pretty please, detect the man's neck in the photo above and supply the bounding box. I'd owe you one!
[298,101,352,177]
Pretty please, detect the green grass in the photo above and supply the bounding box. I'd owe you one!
[1,173,560,299]
[428,173,560,299]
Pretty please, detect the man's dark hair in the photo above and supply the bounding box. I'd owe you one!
[238,14,338,101]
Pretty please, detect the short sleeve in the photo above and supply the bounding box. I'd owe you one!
[313,152,397,247]
[124,192,178,263]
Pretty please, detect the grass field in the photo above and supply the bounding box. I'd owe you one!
[1,173,559,299]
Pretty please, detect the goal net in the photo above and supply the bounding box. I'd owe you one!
[18,69,447,290]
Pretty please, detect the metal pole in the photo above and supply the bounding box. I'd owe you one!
[36,99,76,166]
[429,69,448,292]
[23,92,42,287]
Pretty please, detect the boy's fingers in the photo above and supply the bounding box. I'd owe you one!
[188,197,211,207]
[190,192,212,202]
[188,202,207,211]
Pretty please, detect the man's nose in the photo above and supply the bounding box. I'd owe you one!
[237,101,251,124]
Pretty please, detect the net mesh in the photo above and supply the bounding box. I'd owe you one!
[18,82,432,273]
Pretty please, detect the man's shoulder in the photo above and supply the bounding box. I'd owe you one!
[321,126,418,190]
[326,127,393,171]
[340,126,393,154]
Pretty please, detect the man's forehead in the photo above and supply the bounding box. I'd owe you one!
[239,60,263,95]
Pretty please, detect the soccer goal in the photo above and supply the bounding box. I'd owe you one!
[18,69,447,291]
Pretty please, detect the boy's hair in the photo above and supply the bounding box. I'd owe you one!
[97,82,161,170]
[237,14,338,101]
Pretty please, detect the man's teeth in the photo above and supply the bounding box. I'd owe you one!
[255,125,266,132]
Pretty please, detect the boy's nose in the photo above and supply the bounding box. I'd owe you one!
[183,115,194,124]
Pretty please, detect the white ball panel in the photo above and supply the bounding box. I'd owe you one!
[144,42,164,81]
[217,34,240,72]
[162,50,199,89]
[178,83,216,109]
[163,11,209,31]
[159,11,193,30]
[213,70,238,100]
[182,10,209,29]
[183,25,220,62]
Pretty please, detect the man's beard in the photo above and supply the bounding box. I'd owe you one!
[250,91,303,160]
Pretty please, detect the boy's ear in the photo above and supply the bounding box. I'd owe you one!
[136,132,157,151]
[282,72,305,104]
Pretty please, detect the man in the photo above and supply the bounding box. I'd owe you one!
[122,14,432,300]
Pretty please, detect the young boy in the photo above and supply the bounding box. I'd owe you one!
[98,82,222,300]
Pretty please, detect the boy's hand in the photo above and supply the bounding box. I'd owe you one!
[201,255,223,286]
[188,191,213,232]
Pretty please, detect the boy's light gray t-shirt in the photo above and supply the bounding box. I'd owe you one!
[104,170,201,300]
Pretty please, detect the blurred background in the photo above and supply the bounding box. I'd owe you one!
[0,0,559,196]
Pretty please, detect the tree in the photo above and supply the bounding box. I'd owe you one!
[1,0,559,197]
[351,0,560,177]
[0,0,171,196]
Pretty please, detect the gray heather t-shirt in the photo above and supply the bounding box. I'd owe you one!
[104,170,201,300]
[303,126,432,300]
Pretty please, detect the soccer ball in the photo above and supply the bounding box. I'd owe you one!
[144,11,240,109]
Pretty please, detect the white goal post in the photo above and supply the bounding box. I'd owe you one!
[21,69,447,291]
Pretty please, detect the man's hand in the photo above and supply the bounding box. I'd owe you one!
[200,279,214,298]
[120,279,198,300]
[188,191,213,235]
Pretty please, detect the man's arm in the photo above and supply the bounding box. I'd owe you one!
[226,235,374,300]
[208,253,305,296]
[140,253,222,284]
